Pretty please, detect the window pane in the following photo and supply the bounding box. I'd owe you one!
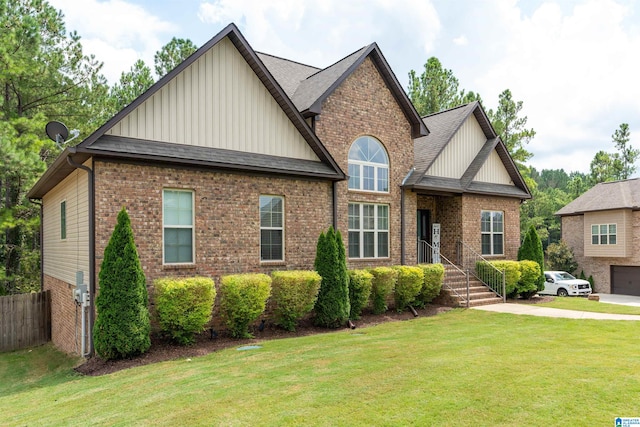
[601,235,608,245]
[610,235,617,245]
[493,234,504,255]
[377,167,388,192]
[600,225,608,234]
[60,201,66,239]
[591,225,598,235]
[363,165,375,191]
[363,232,375,257]
[378,205,389,230]
[378,232,389,257]
[348,231,360,258]
[592,235,599,245]
[481,234,491,255]
[481,212,491,232]
[164,190,192,226]
[363,205,375,230]
[609,224,616,234]
[493,212,503,232]
[165,228,192,263]
[261,230,283,260]
[348,204,359,229]
[348,164,360,189]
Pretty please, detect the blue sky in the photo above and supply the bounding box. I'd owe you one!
[48,0,640,175]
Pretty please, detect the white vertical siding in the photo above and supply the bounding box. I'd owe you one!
[426,116,486,178]
[584,209,630,257]
[42,160,90,286]
[473,150,513,184]
[106,37,319,161]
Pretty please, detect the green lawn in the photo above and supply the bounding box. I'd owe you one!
[2,309,639,426]
[538,297,640,315]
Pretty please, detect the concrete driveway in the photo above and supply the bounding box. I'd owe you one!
[473,296,640,320]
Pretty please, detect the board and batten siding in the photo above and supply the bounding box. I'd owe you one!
[106,37,319,162]
[42,161,90,286]
[473,150,513,185]
[425,115,486,178]
[583,209,632,257]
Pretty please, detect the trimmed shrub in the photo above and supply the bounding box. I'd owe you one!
[476,260,521,297]
[313,227,350,328]
[270,270,321,331]
[93,208,150,360]
[417,263,444,306]
[154,277,216,345]
[219,273,272,338]
[392,266,424,312]
[517,260,541,297]
[369,267,397,314]
[579,270,587,280]
[347,270,373,320]
[588,275,595,291]
[517,225,545,292]
[546,240,578,274]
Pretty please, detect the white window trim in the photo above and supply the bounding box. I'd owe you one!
[348,136,390,193]
[162,189,195,265]
[481,210,504,256]
[591,223,617,245]
[348,202,389,259]
[260,195,285,262]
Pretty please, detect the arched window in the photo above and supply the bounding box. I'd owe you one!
[348,136,389,192]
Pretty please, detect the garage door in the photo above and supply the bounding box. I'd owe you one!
[612,266,640,296]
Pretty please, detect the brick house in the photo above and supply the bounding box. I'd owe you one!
[28,23,530,355]
[557,179,640,295]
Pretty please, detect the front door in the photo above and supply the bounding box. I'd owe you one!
[417,210,431,263]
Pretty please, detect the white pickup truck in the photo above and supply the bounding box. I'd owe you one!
[541,271,592,297]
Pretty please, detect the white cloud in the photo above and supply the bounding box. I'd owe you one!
[453,35,468,46]
[48,0,177,82]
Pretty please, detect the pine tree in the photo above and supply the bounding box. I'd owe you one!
[93,208,150,359]
[517,225,545,294]
[313,227,350,328]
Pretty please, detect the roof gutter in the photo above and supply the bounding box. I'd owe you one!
[66,151,96,357]
[400,169,415,265]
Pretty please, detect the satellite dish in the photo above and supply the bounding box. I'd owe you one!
[45,121,69,145]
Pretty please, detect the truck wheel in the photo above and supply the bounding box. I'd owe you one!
[557,288,568,297]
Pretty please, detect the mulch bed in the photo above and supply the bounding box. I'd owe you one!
[74,296,554,377]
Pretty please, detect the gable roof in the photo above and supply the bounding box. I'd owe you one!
[260,44,428,139]
[556,179,640,216]
[28,23,345,199]
[405,101,531,199]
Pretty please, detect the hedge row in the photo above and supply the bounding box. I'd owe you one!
[475,259,542,298]
[152,264,446,343]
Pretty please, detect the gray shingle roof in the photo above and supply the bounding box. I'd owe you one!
[256,52,320,98]
[556,179,640,215]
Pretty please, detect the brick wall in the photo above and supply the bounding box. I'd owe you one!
[314,56,416,268]
[44,274,83,354]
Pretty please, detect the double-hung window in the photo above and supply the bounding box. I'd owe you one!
[348,203,389,258]
[481,210,503,255]
[163,189,194,264]
[591,224,617,245]
[260,195,284,261]
[348,136,389,192]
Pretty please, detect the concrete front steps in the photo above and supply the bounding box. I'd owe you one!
[439,265,503,307]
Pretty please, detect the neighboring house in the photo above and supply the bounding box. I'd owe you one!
[28,23,530,355]
[556,179,640,295]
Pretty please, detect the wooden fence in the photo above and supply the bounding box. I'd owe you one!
[0,291,51,352]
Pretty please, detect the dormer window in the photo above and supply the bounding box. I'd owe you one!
[348,136,389,192]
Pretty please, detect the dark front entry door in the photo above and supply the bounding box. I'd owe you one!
[417,210,431,263]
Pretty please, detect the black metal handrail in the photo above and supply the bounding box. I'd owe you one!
[456,240,506,302]
[418,240,469,307]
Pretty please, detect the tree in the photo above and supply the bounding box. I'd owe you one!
[108,59,154,113]
[545,240,578,274]
[488,89,535,167]
[611,123,639,180]
[589,150,617,184]
[517,225,545,296]
[0,0,107,294]
[93,208,150,360]
[313,227,350,328]
[154,37,197,78]
[408,57,468,116]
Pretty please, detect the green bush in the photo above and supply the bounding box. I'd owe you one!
[517,260,541,298]
[476,260,521,297]
[546,240,578,274]
[518,225,545,292]
[313,227,350,328]
[347,270,373,320]
[93,208,150,360]
[579,270,587,280]
[588,275,595,291]
[270,270,321,331]
[219,273,272,338]
[392,266,424,312]
[417,264,444,306]
[154,277,216,345]
[369,267,397,314]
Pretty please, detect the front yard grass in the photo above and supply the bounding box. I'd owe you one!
[538,297,640,315]
[2,309,640,426]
